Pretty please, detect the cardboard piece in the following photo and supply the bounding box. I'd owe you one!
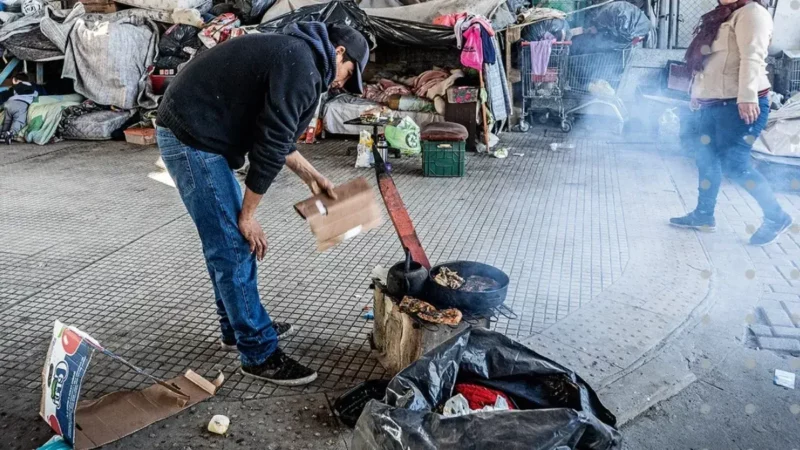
[294,177,382,251]
[40,321,223,450]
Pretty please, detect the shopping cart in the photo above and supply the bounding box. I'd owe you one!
[518,41,572,133]
[560,42,638,133]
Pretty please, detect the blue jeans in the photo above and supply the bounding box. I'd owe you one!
[694,97,783,220]
[157,127,277,366]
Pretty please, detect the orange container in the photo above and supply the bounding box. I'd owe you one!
[124,128,156,146]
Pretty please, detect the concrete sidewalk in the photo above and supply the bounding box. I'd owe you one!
[1,128,798,449]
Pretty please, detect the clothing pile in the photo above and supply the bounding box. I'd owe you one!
[410,69,464,99]
[363,79,412,104]
[199,12,245,48]
[434,13,496,68]
[433,12,510,124]
[361,68,465,115]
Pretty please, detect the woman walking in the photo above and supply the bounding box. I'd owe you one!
[670,0,793,246]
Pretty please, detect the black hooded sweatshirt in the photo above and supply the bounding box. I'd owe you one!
[157,23,336,195]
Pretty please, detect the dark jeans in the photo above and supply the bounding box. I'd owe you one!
[2,99,29,135]
[694,97,783,220]
[157,127,277,366]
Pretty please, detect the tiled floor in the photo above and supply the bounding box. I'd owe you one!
[1,131,636,400]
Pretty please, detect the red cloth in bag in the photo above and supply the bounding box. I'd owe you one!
[454,383,515,410]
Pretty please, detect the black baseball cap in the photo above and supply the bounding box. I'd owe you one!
[327,24,369,95]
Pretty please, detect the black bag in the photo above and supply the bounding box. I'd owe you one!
[159,24,200,57]
[258,0,457,49]
[352,327,620,450]
[235,0,276,24]
[588,1,651,43]
[520,17,571,42]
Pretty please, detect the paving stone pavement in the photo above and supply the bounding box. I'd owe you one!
[620,142,800,449]
[0,127,726,444]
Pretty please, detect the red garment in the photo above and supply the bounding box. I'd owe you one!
[453,383,515,410]
[433,12,467,27]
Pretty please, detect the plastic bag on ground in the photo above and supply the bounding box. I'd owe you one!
[352,327,619,450]
[385,116,421,156]
[658,107,680,141]
[355,130,374,168]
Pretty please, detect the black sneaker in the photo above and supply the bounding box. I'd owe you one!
[1,131,11,145]
[749,214,793,247]
[240,348,318,386]
[220,322,295,351]
[669,211,716,231]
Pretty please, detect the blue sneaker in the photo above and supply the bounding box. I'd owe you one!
[670,211,716,231]
[749,214,793,247]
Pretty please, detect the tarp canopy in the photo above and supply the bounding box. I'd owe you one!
[260,0,504,24]
[258,0,458,48]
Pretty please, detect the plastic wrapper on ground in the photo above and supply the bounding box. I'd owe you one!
[352,327,620,450]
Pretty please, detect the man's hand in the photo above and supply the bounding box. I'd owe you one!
[238,215,267,261]
[306,173,337,199]
[240,188,266,261]
[738,102,760,125]
[286,151,337,199]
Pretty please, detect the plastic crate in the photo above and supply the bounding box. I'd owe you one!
[422,140,465,177]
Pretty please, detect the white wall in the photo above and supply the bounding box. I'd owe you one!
[770,0,800,54]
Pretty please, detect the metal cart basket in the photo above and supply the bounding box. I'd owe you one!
[519,41,572,132]
[561,45,636,133]
[519,39,638,133]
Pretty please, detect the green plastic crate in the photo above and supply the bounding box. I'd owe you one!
[422,140,465,177]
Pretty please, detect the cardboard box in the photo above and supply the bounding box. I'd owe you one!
[124,127,156,146]
[294,177,382,251]
[40,321,223,450]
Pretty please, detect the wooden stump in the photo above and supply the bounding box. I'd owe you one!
[371,284,486,375]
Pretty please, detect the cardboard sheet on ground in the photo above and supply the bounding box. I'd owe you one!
[294,177,382,251]
[40,321,223,450]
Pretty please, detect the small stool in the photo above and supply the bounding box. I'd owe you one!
[420,122,469,178]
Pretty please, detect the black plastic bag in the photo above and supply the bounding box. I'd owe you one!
[154,55,188,70]
[569,32,631,55]
[352,328,620,450]
[587,1,651,43]
[159,24,200,57]
[258,0,457,49]
[235,0,276,24]
[520,17,571,42]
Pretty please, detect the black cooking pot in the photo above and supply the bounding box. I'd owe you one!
[424,261,509,313]
[386,251,428,298]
